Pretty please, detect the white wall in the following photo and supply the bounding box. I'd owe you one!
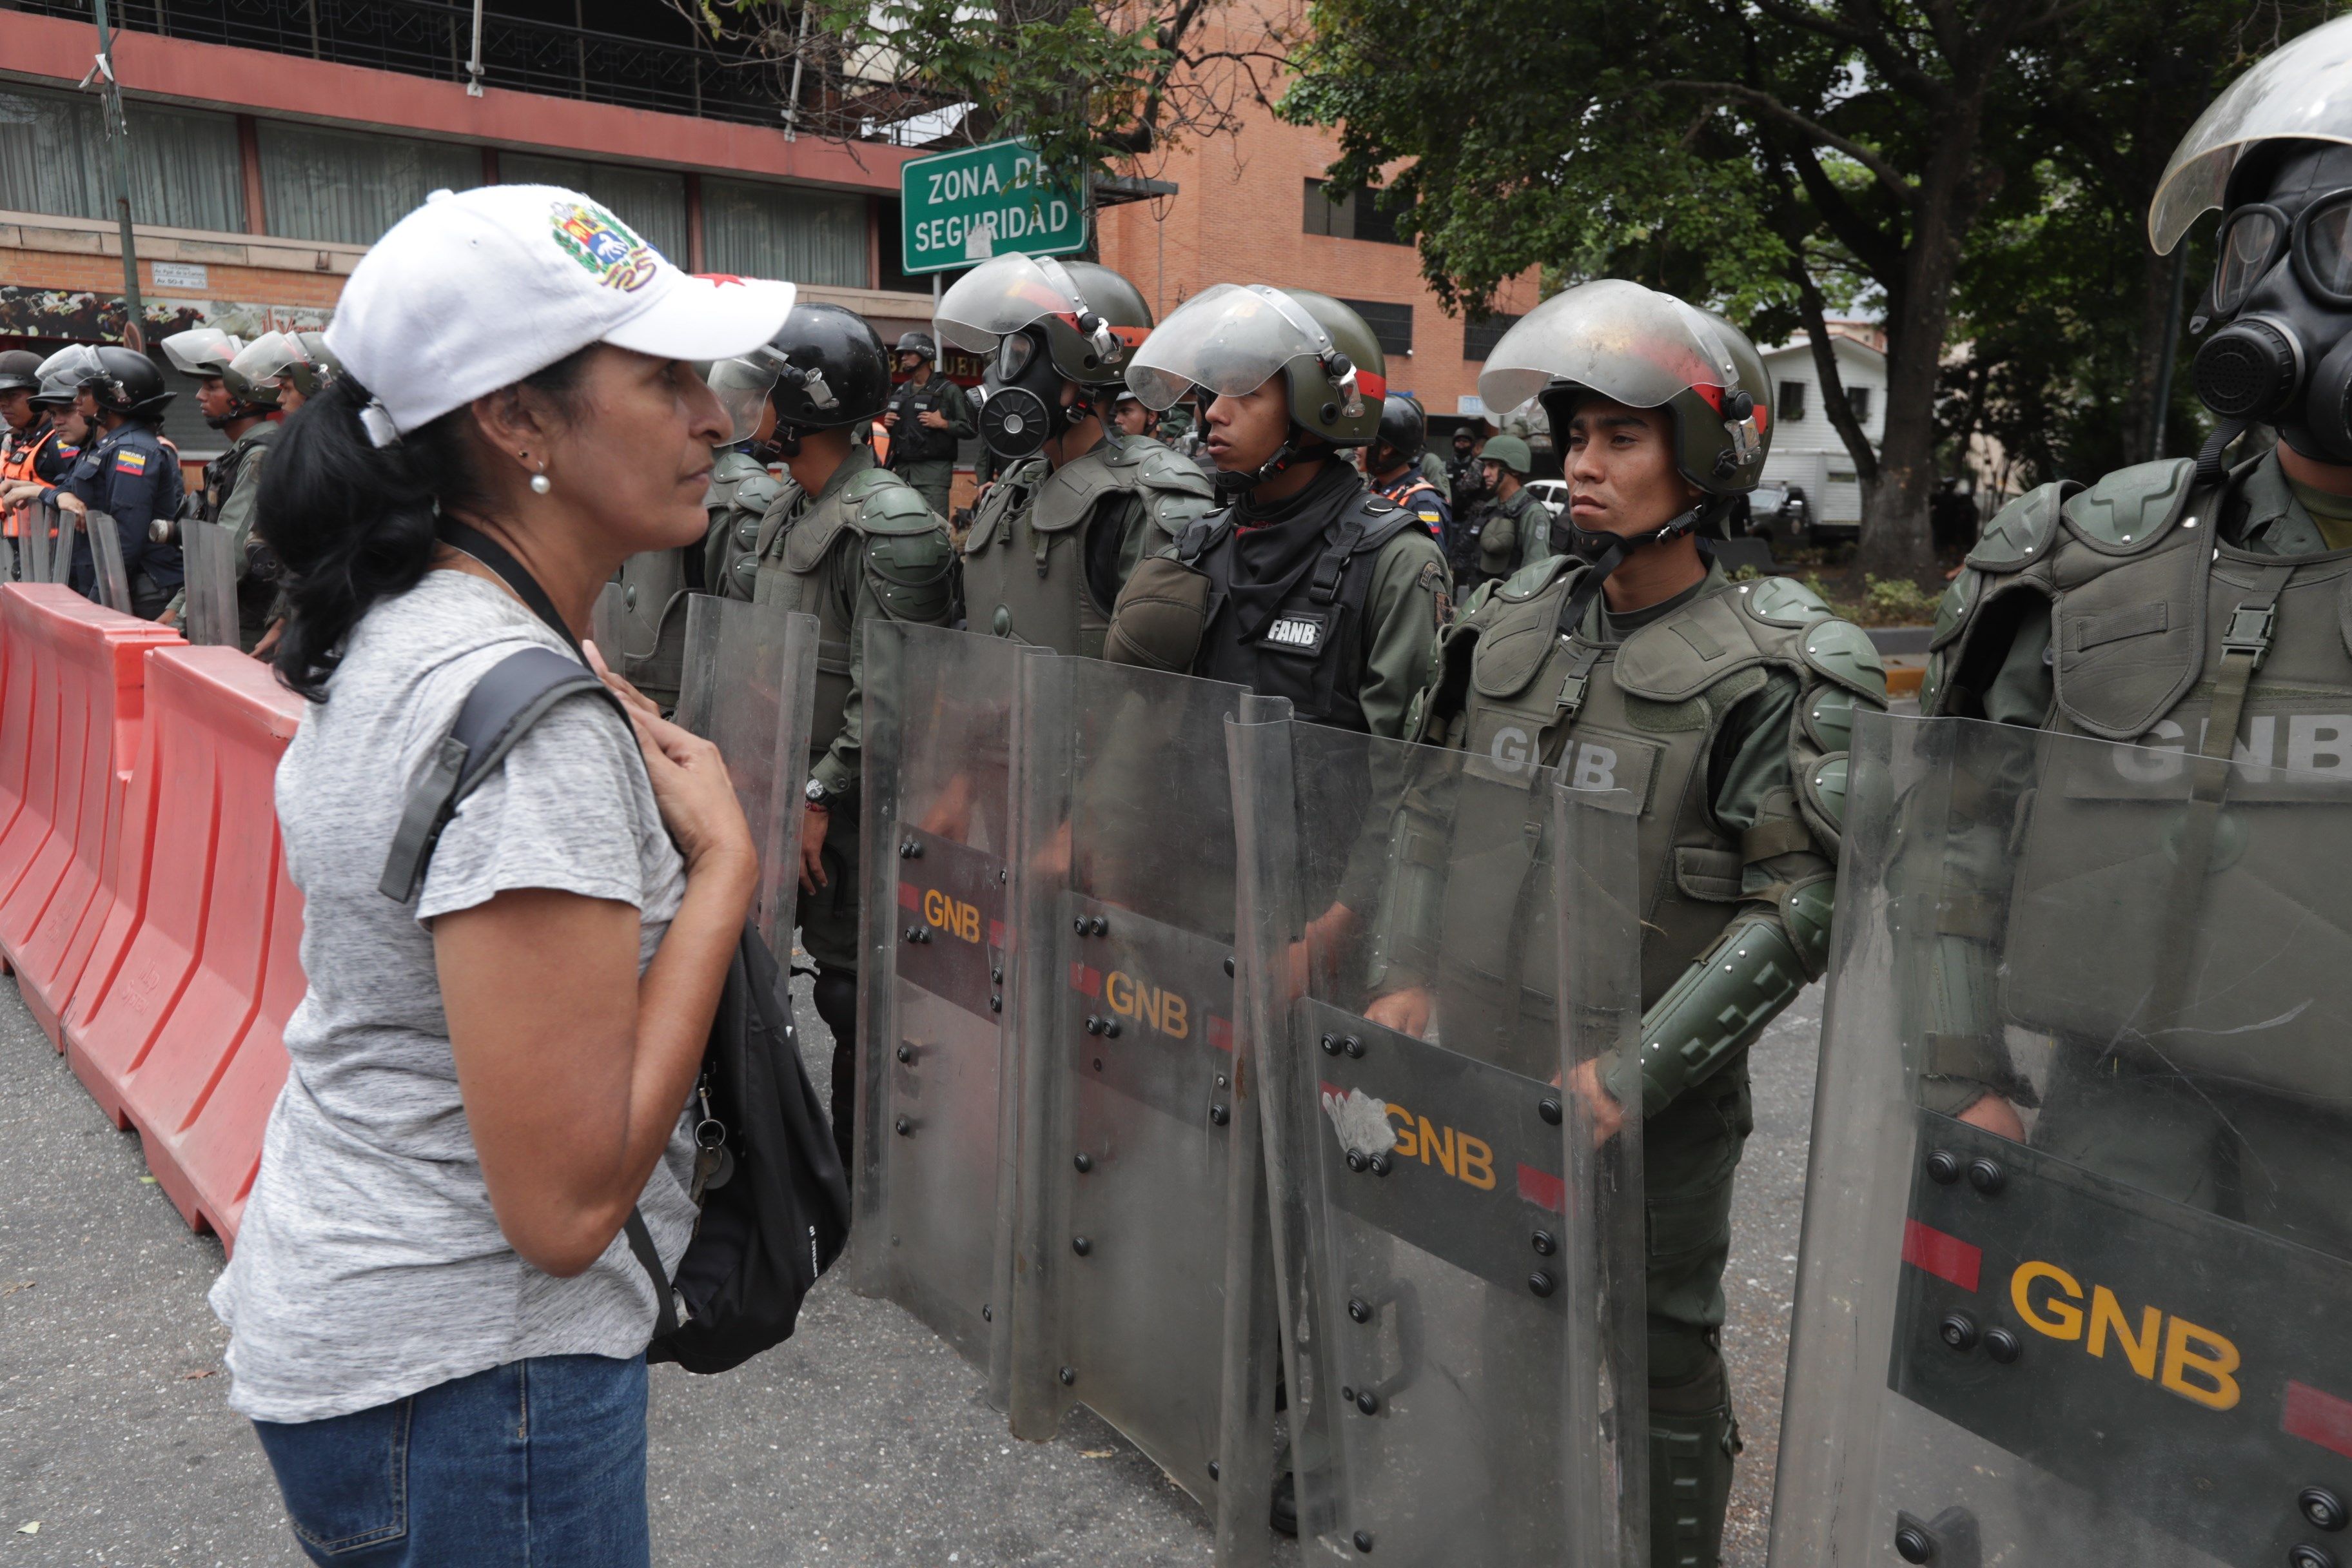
[1761,337,1883,524]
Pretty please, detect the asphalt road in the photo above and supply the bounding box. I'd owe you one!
[0,968,1821,1567]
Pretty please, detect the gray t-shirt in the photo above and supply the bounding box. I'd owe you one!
[210,570,694,1424]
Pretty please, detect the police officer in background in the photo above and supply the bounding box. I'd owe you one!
[231,329,338,415]
[1105,286,1449,738]
[2,346,183,618]
[938,254,1215,657]
[880,330,974,520]
[0,349,59,578]
[1467,432,1551,590]
[1108,389,1156,440]
[1447,420,1489,516]
[159,328,280,643]
[722,302,954,1168]
[1366,393,1451,544]
[1395,282,1883,1568]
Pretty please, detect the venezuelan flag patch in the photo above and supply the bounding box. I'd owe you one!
[112,450,148,476]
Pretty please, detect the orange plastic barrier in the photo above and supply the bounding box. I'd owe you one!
[0,586,181,1046]
[64,647,304,1248]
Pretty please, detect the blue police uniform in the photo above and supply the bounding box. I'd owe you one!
[50,421,182,614]
[1376,467,1452,543]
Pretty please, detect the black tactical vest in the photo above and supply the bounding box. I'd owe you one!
[1182,487,1423,732]
[887,375,956,465]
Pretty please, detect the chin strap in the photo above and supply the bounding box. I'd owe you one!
[1214,425,1315,496]
[1555,501,1709,636]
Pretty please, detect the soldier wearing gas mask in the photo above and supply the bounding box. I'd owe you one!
[721,302,955,1170]
[937,254,1216,657]
[1394,281,1883,1568]
[1102,285,1449,736]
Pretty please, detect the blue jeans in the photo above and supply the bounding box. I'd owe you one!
[252,1354,651,1566]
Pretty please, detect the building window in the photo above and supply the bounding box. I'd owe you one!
[1778,379,1808,422]
[1847,386,1874,423]
[257,121,480,246]
[1303,179,1412,246]
[1338,298,1413,358]
[700,177,867,289]
[0,84,246,233]
[1462,313,1522,362]
[502,154,689,266]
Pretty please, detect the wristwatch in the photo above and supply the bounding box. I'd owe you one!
[804,778,836,810]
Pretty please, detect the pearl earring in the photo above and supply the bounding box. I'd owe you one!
[522,451,551,496]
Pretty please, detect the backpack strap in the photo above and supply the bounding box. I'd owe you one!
[378,644,623,902]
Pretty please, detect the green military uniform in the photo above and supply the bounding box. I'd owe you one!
[703,445,787,605]
[962,431,1215,658]
[166,420,276,648]
[883,369,974,520]
[748,444,955,968]
[1417,447,1450,492]
[1407,556,1883,1563]
[1475,484,1553,589]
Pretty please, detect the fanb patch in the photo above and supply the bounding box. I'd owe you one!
[1261,609,1329,656]
[550,201,658,293]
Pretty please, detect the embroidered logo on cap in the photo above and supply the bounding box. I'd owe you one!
[550,201,658,293]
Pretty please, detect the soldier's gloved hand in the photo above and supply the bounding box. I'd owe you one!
[800,803,830,895]
[1284,903,1358,1002]
[1565,1057,1627,1149]
[1362,985,1433,1039]
[1956,1091,2025,1142]
[916,772,976,841]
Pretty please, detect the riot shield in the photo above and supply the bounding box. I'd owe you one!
[672,594,819,956]
[1001,651,1277,1562]
[852,620,1029,1400]
[81,510,130,614]
[21,496,52,584]
[1771,711,2352,1568]
[1228,707,1648,1567]
[590,580,627,665]
[179,519,239,648]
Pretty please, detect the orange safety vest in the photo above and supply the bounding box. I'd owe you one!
[0,426,57,538]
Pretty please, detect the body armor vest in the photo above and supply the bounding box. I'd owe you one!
[704,448,782,603]
[885,375,957,465]
[1,426,55,539]
[1478,487,1550,585]
[961,434,1213,658]
[1181,487,1426,734]
[1928,455,2352,1096]
[753,449,953,761]
[1422,562,1876,1004]
[202,423,274,524]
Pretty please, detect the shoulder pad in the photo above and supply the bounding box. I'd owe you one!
[1802,754,1849,832]
[1741,574,1831,629]
[1967,479,2078,572]
[1347,493,1424,555]
[2060,457,2197,553]
[1130,442,1216,501]
[1796,616,1888,702]
[1494,553,1577,603]
[1177,507,1235,564]
[851,474,944,536]
[733,471,785,514]
[1928,567,1979,653]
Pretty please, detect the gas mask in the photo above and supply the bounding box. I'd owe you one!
[2193,142,2352,463]
[977,327,1084,460]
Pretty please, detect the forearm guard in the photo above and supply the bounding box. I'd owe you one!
[1607,892,1825,1118]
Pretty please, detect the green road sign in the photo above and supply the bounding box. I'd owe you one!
[900,139,1087,277]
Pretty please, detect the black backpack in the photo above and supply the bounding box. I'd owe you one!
[377,529,852,1374]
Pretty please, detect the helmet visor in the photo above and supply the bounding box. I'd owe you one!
[934,253,1090,353]
[2151,14,2352,254]
[160,327,241,378]
[1476,279,1738,416]
[230,330,301,386]
[35,344,107,392]
[1124,284,1329,411]
[708,354,781,444]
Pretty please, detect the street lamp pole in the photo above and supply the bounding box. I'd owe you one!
[87,0,147,350]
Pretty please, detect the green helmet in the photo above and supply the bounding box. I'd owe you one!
[934,254,1152,390]
[161,327,281,415]
[1124,284,1386,446]
[231,329,337,400]
[1480,434,1533,476]
[1478,279,1769,498]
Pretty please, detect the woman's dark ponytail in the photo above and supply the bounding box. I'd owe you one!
[257,352,589,701]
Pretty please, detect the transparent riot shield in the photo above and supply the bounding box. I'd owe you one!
[1228,705,1648,1567]
[1771,711,2352,1568]
[590,580,627,664]
[853,620,1030,1400]
[672,594,819,956]
[81,509,131,613]
[1003,652,1277,1562]
[21,496,52,583]
[179,519,239,647]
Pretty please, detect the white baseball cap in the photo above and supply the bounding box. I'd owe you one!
[324,184,796,446]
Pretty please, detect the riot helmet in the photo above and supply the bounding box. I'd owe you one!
[1126,285,1385,490]
[0,350,41,397]
[716,301,893,458]
[37,343,174,420]
[162,326,280,423]
[936,255,1153,460]
[1373,393,1426,470]
[895,330,937,363]
[231,329,336,402]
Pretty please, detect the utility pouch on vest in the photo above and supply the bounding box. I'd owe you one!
[1103,553,1212,672]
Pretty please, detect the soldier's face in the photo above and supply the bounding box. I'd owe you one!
[275,375,306,414]
[1112,399,1152,436]
[195,376,235,422]
[1205,380,1289,473]
[1565,400,1699,535]
[0,389,31,432]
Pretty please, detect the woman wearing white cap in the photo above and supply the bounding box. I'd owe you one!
[206,186,796,1566]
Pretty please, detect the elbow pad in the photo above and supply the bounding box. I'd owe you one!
[1609,912,1809,1117]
